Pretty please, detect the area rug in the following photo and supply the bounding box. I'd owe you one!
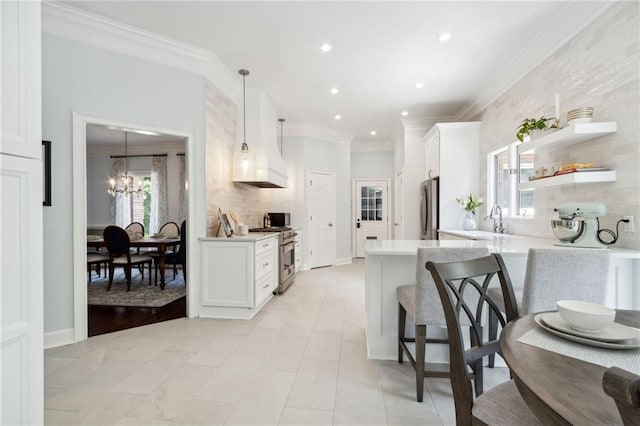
[87,269,186,308]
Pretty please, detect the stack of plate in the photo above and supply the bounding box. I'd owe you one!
[534,312,640,349]
[567,107,594,124]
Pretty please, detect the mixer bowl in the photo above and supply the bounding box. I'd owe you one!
[551,219,584,242]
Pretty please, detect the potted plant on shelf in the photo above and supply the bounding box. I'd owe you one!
[516,117,558,142]
[456,194,483,231]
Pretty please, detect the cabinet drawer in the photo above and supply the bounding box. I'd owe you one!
[255,251,274,280]
[256,238,276,256]
[255,273,274,306]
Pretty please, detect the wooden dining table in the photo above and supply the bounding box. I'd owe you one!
[88,237,180,290]
[500,310,640,425]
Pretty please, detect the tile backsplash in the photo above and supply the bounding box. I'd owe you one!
[205,82,272,236]
[475,2,639,249]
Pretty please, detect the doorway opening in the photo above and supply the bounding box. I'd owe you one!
[72,112,196,341]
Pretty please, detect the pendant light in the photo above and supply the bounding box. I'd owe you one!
[278,118,285,155]
[239,69,250,159]
[108,131,142,196]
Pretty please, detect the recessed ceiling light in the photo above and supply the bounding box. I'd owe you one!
[334,114,342,120]
[401,111,408,116]
[330,87,339,95]
[370,131,377,136]
[415,82,424,89]
[321,43,332,52]
[438,32,451,42]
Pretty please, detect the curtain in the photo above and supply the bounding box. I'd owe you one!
[150,155,168,234]
[178,154,186,223]
[112,158,131,227]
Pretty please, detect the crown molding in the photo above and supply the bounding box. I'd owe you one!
[284,123,353,145]
[42,1,240,101]
[456,1,616,120]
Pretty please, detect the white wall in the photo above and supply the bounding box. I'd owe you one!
[87,142,186,230]
[351,151,393,180]
[271,135,352,263]
[42,34,205,333]
[473,1,639,249]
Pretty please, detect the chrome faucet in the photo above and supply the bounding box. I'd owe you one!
[484,204,504,233]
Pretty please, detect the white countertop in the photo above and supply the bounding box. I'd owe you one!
[365,233,640,258]
[199,233,277,242]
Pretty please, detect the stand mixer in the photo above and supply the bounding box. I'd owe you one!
[551,203,608,248]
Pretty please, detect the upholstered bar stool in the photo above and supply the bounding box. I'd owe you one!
[396,247,488,402]
[487,247,611,367]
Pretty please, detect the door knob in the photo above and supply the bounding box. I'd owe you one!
[328,223,334,227]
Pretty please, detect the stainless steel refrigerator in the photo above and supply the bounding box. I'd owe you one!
[420,177,439,240]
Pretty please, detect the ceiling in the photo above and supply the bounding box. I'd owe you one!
[87,124,185,148]
[64,1,609,143]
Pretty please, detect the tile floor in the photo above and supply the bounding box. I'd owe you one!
[45,259,510,425]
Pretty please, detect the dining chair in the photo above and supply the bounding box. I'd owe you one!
[426,254,541,425]
[602,366,640,426]
[155,220,186,285]
[487,248,611,367]
[397,247,488,402]
[103,225,153,291]
[145,221,180,256]
[87,252,110,283]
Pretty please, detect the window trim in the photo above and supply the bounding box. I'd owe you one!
[487,142,534,219]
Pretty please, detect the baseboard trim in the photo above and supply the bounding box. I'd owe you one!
[334,257,353,266]
[44,328,75,349]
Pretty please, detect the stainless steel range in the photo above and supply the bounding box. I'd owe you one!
[249,226,296,294]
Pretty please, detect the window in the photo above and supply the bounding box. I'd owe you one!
[129,174,152,233]
[487,142,534,217]
[360,186,383,221]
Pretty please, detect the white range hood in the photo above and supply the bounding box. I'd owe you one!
[233,89,288,188]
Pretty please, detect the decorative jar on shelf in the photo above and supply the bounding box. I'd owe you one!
[462,211,477,231]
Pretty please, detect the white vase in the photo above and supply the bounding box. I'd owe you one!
[462,211,477,231]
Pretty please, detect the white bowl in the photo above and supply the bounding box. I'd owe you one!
[557,300,615,333]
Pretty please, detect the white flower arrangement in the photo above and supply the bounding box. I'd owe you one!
[456,194,484,214]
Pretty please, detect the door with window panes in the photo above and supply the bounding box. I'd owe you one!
[355,180,388,257]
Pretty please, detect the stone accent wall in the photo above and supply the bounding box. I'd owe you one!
[476,2,639,249]
[205,82,272,236]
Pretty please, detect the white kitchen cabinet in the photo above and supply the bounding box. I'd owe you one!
[199,235,277,319]
[423,122,481,231]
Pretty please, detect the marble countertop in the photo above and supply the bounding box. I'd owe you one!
[365,232,640,258]
[199,233,278,242]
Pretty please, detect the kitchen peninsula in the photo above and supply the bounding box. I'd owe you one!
[364,235,640,360]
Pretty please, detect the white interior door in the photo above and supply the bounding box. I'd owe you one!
[355,180,389,257]
[1,1,44,424]
[394,170,404,239]
[307,171,335,268]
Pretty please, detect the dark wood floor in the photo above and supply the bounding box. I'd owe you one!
[88,296,187,337]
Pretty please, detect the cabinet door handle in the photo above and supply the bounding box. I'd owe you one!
[263,243,269,248]
[263,262,269,267]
